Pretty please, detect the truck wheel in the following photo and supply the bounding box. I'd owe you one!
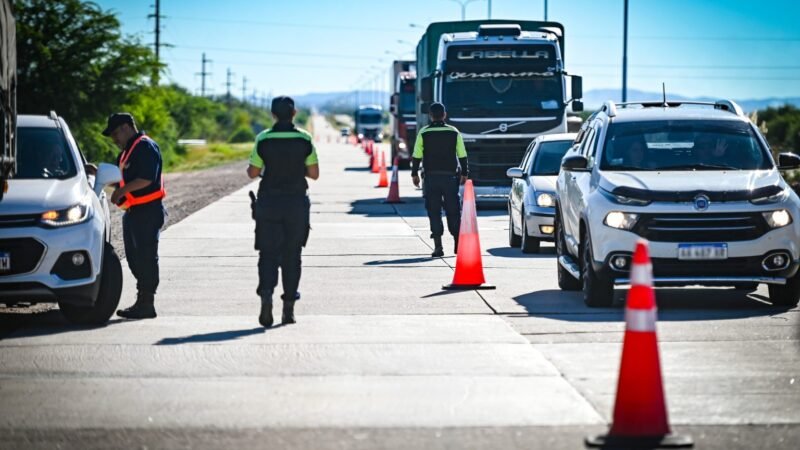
[582,232,614,307]
[768,273,800,307]
[59,243,123,325]
[556,217,581,291]
[520,214,541,253]
[508,206,521,247]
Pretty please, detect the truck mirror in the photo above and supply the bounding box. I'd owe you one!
[571,76,583,100]
[389,105,397,114]
[390,93,398,106]
[571,100,584,113]
[421,76,433,102]
[420,102,430,114]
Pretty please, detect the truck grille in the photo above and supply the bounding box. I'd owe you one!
[0,238,46,276]
[633,213,768,242]
[467,145,527,187]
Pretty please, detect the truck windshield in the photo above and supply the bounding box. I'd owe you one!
[443,76,563,116]
[399,81,416,114]
[531,140,573,175]
[600,120,772,171]
[15,127,77,179]
[359,114,381,124]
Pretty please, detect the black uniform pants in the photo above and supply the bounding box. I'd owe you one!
[423,174,461,239]
[255,194,310,301]
[122,202,165,296]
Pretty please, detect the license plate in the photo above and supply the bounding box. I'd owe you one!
[0,252,9,272]
[677,243,728,260]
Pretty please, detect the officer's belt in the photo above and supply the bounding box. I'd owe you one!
[259,188,308,196]
[424,170,458,176]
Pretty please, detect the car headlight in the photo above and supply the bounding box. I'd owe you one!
[600,187,651,206]
[398,141,407,150]
[604,211,639,230]
[41,198,92,227]
[536,192,555,208]
[763,210,792,229]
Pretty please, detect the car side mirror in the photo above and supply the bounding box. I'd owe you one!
[778,152,800,170]
[561,155,589,171]
[506,167,525,179]
[94,162,122,196]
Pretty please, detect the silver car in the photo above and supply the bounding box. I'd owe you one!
[506,133,576,253]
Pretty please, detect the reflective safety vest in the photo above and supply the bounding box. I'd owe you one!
[117,134,166,209]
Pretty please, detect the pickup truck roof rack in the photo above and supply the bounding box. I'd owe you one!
[600,100,745,118]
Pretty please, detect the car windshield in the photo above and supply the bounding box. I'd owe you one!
[531,140,573,175]
[15,127,77,179]
[600,119,772,171]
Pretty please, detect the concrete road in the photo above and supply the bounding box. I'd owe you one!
[1,115,798,449]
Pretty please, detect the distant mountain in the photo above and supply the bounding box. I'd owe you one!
[581,89,800,112]
[291,90,390,111]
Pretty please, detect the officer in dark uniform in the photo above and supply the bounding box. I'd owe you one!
[247,96,319,327]
[105,113,166,319]
[411,102,468,257]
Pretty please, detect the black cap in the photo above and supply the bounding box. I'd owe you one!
[271,96,295,120]
[429,102,446,118]
[101,113,135,136]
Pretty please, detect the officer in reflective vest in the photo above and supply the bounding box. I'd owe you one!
[412,102,468,257]
[105,113,166,319]
[247,96,319,327]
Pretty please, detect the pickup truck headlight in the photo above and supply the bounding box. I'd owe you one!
[536,193,555,208]
[40,198,92,227]
[604,211,639,230]
[763,210,792,229]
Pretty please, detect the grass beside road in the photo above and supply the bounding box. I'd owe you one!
[165,142,252,173]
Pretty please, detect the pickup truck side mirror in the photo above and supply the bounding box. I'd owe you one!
[93,162,122,196]
[561,155,590,172]
[778,152,800,170]
[506,167,525,179]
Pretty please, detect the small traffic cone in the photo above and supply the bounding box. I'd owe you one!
[383,157,404,203]
[371,148,381,173]
[586,240,693,448]
[376,152,389,188]
[443,180,495,290]
[366,140,374,155]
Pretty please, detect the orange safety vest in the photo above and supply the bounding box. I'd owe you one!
[117,134,166,209]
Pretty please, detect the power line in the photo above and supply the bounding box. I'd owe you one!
[169,57,365,70]
[168,15,410,33]
[169,44,377,61]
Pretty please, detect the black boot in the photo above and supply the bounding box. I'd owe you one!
[282,295,296,324]
[117,292,157,319]
[259,297,273,328]
[431,236,444,257]
[453,236,459,255]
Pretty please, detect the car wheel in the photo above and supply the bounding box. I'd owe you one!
[556,216,581,291]
[581,231,614,307]
[59,243,123,325]
[520,215,541,253]
[508,206,522,247]
[767,273,800,307]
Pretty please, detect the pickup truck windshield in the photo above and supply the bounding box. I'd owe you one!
[15,127,77,179]
[600,120,772,171]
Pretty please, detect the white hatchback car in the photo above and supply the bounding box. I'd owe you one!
[0,113,123,324]
[506,133,576,253]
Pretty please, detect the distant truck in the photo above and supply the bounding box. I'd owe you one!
[0,0,16,201]
[415,20,583,204]
[354,105,383,143]
[389,60,416,169]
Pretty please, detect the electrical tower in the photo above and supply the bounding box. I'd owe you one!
[225,68,235,104]
[197,53,212,97]
[241,76,248,104]
[147,0,168,85]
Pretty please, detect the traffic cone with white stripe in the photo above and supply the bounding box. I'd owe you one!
[442,180,495,290]
[586,240,693,448]
[383,157,404,203]
[376,151,389,188]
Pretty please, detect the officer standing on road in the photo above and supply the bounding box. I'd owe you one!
[105,113,166,320]
[411,102,468,257]
[247,96,319,327]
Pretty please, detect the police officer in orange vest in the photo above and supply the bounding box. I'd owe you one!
[105,113,166,319]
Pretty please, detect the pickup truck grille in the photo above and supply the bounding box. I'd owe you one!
[0,238,46,276]
[633,213,768,242]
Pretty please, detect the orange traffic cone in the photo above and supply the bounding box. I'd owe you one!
[586,240,693,448]
[383,157,404,203]
[371,148,381,173]
[366,140,374,155]
[443,180,495,290]
[376,152,389,188]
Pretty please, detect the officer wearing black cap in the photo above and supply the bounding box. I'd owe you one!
[247,96,319,327]
[104,112,166,319]
[412,102,468,257]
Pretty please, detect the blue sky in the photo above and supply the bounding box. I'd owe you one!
[96,0,800,100]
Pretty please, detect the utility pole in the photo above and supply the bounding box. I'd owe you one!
[225,68,234,104]
[241,76,248,104]
[487,0,491,19]
[196,53,212,97]
[544,0,548,20]
[148,0,167,85]
[622,0,629,102]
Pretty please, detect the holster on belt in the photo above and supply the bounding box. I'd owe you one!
[249,191,260,251]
